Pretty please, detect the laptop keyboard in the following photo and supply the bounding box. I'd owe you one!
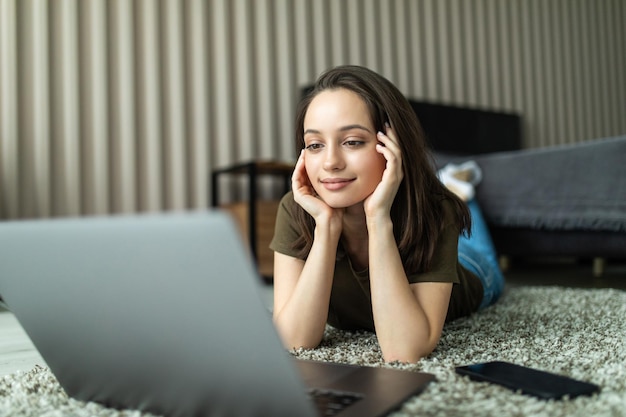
[307,388,363,416]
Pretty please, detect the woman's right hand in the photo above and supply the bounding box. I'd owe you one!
[292,150,344,232]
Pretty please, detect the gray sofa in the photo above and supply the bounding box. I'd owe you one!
[408,99,625,276]
[435,135,626,276]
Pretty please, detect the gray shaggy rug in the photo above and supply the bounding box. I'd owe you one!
[1,286,625,416]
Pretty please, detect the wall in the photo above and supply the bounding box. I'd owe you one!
[1,0,625,219]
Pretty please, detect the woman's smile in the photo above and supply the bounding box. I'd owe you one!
[320,177,356,191]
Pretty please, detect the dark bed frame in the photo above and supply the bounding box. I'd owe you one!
[408,100,522,155]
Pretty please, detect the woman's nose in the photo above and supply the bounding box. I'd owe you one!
[323,147,344,171]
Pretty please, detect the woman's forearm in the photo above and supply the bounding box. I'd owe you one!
[367,218,439,362]
[273,223,340,350]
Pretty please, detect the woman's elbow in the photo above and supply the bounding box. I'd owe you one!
[383,349,429,364]
[273,319,323,351]
[280,335,322,352]
[382,339,439,363]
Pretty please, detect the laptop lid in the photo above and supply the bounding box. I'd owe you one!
[0,212,317,417]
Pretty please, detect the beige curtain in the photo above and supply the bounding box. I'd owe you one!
[1,0,625,219]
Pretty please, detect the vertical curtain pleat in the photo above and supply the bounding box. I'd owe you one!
[109,0,136,213]
[185,0,210,209]
[19,0,51,218]
[253,0,277,159]
[0,0,19,219]
[232,0,255,162]
[160,0,187,210]
[50,0,80,217]
[134,0,162,213]
[1,0,625,220]
[274,0,297,162]
[79,0,109,215]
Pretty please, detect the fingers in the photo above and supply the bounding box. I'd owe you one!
[376,123,400,152]
[294,149,305,173]
[292,150,319,207]
[291,150,335,220]
[376,125,404,182]
[292,150,308,188]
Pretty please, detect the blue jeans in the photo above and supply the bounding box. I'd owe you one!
[457,200,505,309]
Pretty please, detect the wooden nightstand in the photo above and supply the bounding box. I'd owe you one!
[211,161,293,280]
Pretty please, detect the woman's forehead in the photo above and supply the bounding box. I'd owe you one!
[304,89,374,129]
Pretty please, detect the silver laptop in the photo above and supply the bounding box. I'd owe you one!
[0,211,434,416]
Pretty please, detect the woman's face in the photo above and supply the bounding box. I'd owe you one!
[302,88,386,209]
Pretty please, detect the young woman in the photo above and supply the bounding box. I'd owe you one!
[270,65,504,363]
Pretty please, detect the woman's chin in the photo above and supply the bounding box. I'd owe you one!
[320,195,365,210]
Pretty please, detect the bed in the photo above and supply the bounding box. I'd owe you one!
[410,99,626,276]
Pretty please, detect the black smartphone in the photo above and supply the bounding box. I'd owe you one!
[455,361,600,400]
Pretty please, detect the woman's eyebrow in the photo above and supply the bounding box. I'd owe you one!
[304,124,373,135]
[340,124,373,133]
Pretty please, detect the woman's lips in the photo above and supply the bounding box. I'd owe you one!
[320,178,355,191]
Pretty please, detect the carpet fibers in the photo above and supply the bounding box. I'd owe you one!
[1,286,625,416]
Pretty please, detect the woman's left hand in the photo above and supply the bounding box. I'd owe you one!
[364,124,404,219]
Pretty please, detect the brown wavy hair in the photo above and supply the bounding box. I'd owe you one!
[292,65,471,273]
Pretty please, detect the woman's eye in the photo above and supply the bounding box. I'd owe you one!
[305,143,323,151]
[344,140,365,147]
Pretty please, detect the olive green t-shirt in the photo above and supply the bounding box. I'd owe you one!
[269,192,483,331]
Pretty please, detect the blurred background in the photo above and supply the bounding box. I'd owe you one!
[1,0,625,220]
